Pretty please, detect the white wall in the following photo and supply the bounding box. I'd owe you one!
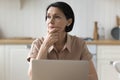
[0,0,120,39]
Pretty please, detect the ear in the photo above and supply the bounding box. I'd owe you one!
[67,18,72,26]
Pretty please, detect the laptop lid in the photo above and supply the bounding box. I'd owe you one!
[32,60,89,80]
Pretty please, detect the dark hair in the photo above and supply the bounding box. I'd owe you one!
[45,2,75,32]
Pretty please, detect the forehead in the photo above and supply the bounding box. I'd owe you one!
[47,7,64,15]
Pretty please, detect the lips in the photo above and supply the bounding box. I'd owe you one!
[48,23,56,27]
[48,26,56,29]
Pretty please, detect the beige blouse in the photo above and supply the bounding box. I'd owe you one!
[27,34,92,62]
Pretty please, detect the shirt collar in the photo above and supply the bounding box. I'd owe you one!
[65,34,72,53]
[48,34,72,53]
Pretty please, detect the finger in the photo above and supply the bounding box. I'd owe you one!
[50,38,58,44]
[49,28,60,33]
[51,33,59,39]
[41,37,44,42]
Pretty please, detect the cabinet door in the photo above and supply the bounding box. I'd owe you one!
[0,45,5,80]
[98,60,119,80]
[97,45,120,80]
[5,45,30,80]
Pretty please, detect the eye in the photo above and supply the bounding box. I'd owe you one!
[54,16,61,19]
[46,15,51,19]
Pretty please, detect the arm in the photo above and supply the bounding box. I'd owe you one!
[28,58,34,80]
[28,44,49,80]
[27,28,59,79]
[88,60,98,80]
[27,41,55,79]
[36,28,59,59]
[79,40,98,80]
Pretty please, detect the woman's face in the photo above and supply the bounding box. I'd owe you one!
[46,7,71,33]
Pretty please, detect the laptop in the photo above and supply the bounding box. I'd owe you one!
[32,60,89,80]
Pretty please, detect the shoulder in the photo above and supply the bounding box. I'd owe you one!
[31,37,44,47]
[69,34,85,44]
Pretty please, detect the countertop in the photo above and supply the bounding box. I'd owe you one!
[0,38,34,44]
[86,40,120,45]
[0,38,120,45]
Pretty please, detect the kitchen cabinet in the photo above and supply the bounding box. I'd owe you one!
[97,45,120,80]
[0,45,30,80]
[0,45,5,80]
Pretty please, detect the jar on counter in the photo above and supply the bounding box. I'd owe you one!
[98,27,105,40]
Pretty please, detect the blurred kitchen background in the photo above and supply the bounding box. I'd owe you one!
[0,0,120,39]
[0,0,120,80]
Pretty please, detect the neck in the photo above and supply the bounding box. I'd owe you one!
[54,32,67,52]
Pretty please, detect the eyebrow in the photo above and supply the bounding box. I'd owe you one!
[47,13,65,18]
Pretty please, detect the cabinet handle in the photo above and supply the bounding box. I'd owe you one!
[110,61,114,65]
[26,45,31,49]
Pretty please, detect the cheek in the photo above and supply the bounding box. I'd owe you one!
[59,23,67,29]
[56,22,67,31]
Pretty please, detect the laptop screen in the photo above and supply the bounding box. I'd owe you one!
[32,60,89,80]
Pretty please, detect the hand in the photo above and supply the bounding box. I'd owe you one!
[42,28,60,48]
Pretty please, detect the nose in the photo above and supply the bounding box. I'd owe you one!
[49,17,54,24]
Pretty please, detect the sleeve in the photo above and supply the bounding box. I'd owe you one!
[27,38,43,62]
[80,40,92,60]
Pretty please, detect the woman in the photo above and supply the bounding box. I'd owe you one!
[27,1,98,80]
